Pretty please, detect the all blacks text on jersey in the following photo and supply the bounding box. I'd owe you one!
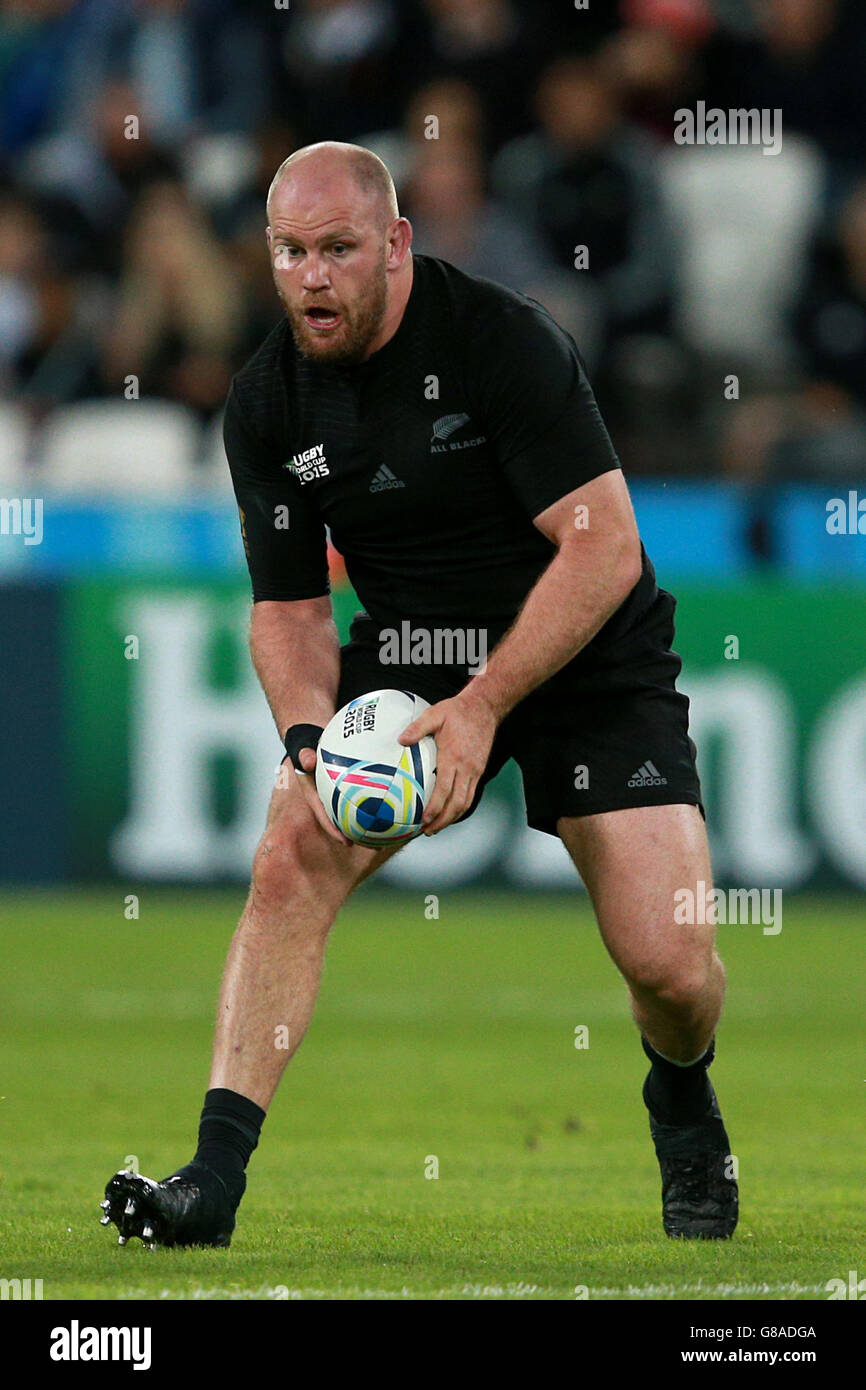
[429,413,487,455]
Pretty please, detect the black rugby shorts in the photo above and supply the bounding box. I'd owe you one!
[335,589,703,838]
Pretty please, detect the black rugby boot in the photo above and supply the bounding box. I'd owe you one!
[100,1161,240,1249]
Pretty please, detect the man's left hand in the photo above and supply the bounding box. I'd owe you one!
[398,688,498,834]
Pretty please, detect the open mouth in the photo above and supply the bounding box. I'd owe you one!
[304,306,342,331]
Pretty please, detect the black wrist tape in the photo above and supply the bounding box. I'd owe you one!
[282,722,325,772]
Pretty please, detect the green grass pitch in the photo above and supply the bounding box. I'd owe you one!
[0,888,862,1301]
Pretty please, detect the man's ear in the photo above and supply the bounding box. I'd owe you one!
[387,217,413,269]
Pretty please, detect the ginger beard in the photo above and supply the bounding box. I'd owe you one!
[276,250,389,365]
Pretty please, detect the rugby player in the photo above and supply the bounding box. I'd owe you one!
[101,141,737,1248]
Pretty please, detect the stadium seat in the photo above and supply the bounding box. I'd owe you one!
[0,403,30,489]
[181,134,257,210]
[37,400,201,496]
[659,136,825,366]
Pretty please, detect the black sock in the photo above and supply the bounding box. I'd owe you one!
[190,1088,266,1206]
[641,1035,715,1125]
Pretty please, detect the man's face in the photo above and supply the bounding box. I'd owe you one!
[268,176,389,365]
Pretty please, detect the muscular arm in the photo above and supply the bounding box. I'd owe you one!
[466,469,643,721]
[250,596,340,740]
[250,595,352,843]
[400,469,642,832]
[223,380,335,733]
[224,384,349,838]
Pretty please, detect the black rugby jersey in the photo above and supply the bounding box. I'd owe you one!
[224,254,658,659]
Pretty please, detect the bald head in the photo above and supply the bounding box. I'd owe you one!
[265,140,412,365]
[267,141,398,229]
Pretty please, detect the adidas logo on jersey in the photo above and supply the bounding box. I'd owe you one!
[370,465,405,493]
[628,760,668,788]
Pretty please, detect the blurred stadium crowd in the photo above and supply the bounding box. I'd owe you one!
[2,0,866,486]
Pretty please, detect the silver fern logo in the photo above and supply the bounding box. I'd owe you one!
[430,413,486,453]
[431,412,471,441]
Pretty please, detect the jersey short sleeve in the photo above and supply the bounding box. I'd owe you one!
[223,382,330,602]
[466,298,621,520]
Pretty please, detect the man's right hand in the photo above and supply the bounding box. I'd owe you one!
[292,745,354,846]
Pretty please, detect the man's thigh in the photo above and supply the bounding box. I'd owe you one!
[261,762,405,890]
[558,804,718,987]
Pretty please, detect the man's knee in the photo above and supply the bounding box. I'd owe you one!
[251,815,344,913]
[628,950,724,1016]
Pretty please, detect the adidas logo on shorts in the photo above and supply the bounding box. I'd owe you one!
[628,760,668,788]
[370,465,405,493]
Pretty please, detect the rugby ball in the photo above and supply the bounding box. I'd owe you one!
[315,689,437,847]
